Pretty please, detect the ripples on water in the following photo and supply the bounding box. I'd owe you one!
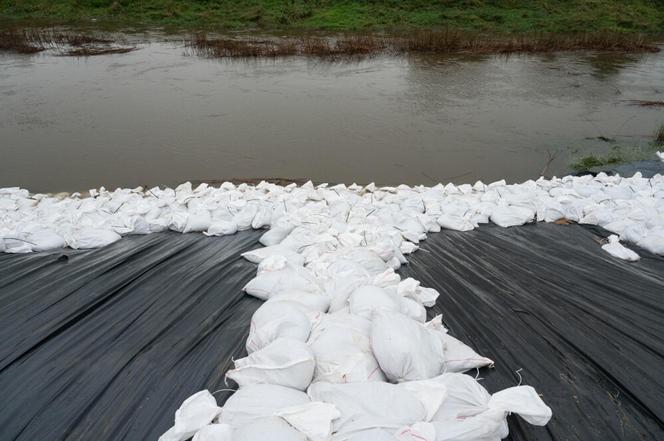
[1,40,662,192]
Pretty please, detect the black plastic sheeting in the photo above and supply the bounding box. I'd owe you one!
[0,224,663,441]
[0,231,263,441]
[401,223,664,441]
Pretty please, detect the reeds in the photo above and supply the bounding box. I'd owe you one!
[0,29,134,56]
[187,34,387,59]
[188,30,661,59]
[655,124,664,146]
[626,100,664,107]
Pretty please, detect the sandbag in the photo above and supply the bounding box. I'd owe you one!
[308,313,385,383]
[233,417,307,441]
[241,245,305,266]
[371,311,445,382]
[601,235,640,261]
[243,267,321,301]
[440,333,494,373]
[308,382,426,436]
[267,291,331,313]
[490,206,535,228]
[406,374,552,441]
[226,338,315,391]
[348,285,401,319]
[158,390,221,441]
[204,220,238,236]
[65,228,121,249]
[192,424,233,441]
[246,301,312,354]
[218,384,310,426]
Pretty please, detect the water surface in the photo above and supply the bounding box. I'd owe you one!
[1,40,663,192]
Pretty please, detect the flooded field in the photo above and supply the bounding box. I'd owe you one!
[1,37,663,192]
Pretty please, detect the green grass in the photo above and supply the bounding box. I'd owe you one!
[1,1,663,33]
[656,124,664,146]
[570,128,664,172]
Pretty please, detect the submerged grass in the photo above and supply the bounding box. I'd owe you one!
[571,124,664,172]
[188,31,660,59]
[656,125,664,146]
[0,28,135,55]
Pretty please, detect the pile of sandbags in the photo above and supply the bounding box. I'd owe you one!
[160,233,551,441]
[2,173,662,260]
[5,176,661,438]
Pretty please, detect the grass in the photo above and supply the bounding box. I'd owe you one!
[656,124,664,146]
[0,29,135,55]
[570,125,664,172]
[187,31,660,59]
[1,1,663,34]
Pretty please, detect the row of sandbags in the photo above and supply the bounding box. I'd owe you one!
[1,173,663,261]
[158,214,552,441]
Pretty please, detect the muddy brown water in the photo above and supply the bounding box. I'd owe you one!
[1,38,663,193]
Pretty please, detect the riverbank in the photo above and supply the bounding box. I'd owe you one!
[1,0,664,34]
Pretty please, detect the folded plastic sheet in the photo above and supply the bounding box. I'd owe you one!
[0,224,663,441]
[0,231,263,441]
[399,223,664,441]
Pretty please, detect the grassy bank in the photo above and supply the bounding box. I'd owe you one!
[1,1,664,33]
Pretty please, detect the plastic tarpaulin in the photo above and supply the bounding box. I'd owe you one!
[0,231,262,441]
[399,223,664,441]
[0,224,663,441]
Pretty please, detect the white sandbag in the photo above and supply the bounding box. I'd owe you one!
[308,382,426,435]
[397,278,439,307]
[267,291,330,313]
[260,221,295,246]
[226,338,315,391]
[601,235,640,261]
[396,423,436,441]
[204,220,238,236]
[25,230,66,252]
[348,285,401,319]
[440,333,494,373]
[488,385,553,426]
[218,384,310,426]
[308,313,385,383]
[66,228,121,249]
[242,245,305,266]
[490,206,535,228]
[192,424,233,441]
[636,230,664,255]
[246,302,312,353]
[234,204,258,231]
[1,237,32,253]
[411,373,551,441]
[158,390,221,441]
[275,401,341,441]
[399,296,427,323]
[233,417,306,441]
[340,428,397,441]
[437,214,476,232]
[371,311,445,382]
[183,210,212,233]
[244,268,321,300]
[257,254,289,274]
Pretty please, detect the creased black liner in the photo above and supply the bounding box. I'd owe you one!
[0,224,662,441]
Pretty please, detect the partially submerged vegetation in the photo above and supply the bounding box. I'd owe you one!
[188,31,660,59]
[0,28,136,55]
[1,0,663,34]
[570,124,664,172]
[626,100,664,107]
[656,124,664,146]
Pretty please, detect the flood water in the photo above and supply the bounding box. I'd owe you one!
[1,38,663,192]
